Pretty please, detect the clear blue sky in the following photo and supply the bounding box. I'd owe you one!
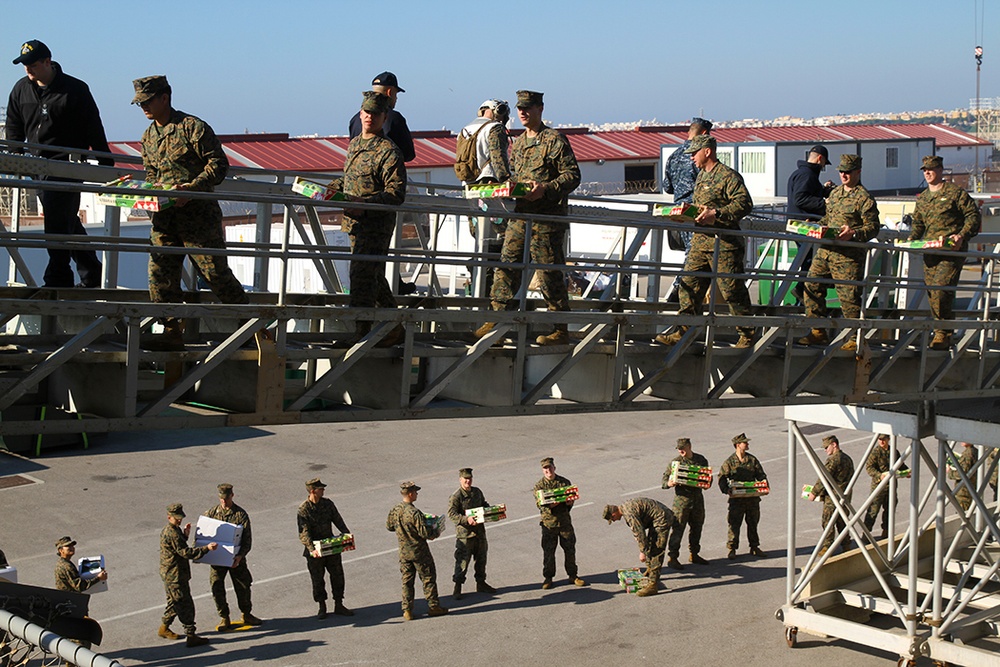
[2,0,995,141]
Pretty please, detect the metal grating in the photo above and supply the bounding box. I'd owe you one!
[0,474,36,490]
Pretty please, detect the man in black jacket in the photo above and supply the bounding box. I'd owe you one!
[348,71,415,162]
[786,145,833,303]
[6,40,113,288]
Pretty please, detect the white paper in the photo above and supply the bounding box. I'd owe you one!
[194,515,243,567]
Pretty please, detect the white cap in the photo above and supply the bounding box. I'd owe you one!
[479,99,501,111]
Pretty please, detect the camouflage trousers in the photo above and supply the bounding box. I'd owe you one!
[642,529,668,583]
[955,485,973,512]
[804,247,863,320]
[306,553,345,602]
[924,255,963,333]
[668,494,705,558]
[348,224,396,309]
[210,561,253,617]
[399,555,439,611]
[540,523,577,580]
[677,246,754,337]
[820,498,847,551]
[726,498,761,550]
[491,219,569,312]
[149,202,249,326]
[162,579,197,633]
[453,535,488,585]
[863,489,893,535]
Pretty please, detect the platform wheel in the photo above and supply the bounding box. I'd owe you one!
[785,626,797,648]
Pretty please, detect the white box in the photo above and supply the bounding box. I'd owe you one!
[194,515,243,568]
[0,566,17,583]
[78,555,107,594]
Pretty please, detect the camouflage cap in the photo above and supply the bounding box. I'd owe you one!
[516,90,544,108]
[732,433,750,445]
[540,457,555,468]
[602,504,618,524]
[876,433,890,440]
[677,437,692,449]
[167,502,185,518]
[305,478,327,490]
[361,90,391,114]
[459,467,473,479]
[55,536,76,549]
[691,117,713,131]
[400,481,421,493]
[838,154,862,172]
[685,134,717,154]
[218,483,234,497]
[371,71,404,92]
[822,435,839,447]
[13,40,51,66]
[921,155,943,170]
[131,75,169,105]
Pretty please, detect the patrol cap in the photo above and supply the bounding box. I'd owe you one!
[305,478,327,490]
[809,144,830,164]
[921,155,943,170]
[167,502,185,518]
[361,90,391,114]
[876,433,891,441]
[677,437,692,449]
[540,457,555,468]
[685,134,717,154]
[822,435,839,447]
[55,536,76,549]
[218,483,234,497]
[516,90,544,108]
[732,433,750,445]
[838,154,862,172]
[131,75,169,105]
[459,468,473,479]
[602,504,618,524]
[691,117,713,131]
[13,40,50,65]
[371,71,404,92]
[400,481,421,494]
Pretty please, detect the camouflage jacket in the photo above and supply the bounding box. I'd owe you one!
[447,485,489,540]
[386,501,433,561]
[297,497,349,557]
[865,445,908,490]
[662,451,709,499]
[511,125,581,217]
[948,446,978,482]
[662,140,698,203]
[533,473,575,530]
[718,452,767,497]
[160,523,210,584]
[812,450,855,500]
[141,109,228,191]
[909,182,981,251]
[329,134,406,233]
[619,497,673,554]
[205,502,252,558]
[54,556,98,593]
[690,162,753,253]
[821,184,881,257]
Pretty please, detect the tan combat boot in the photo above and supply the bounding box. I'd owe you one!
[929,331,952,350]
[427,605,449,617]
[402,608,415,621]
[240,612,263,626]
[735,331,758,348]
[143,320,185,351]
[185,632,209,648]
[797,328,828,346]
[654,326,688,346]
[215,616,232,632]
[157,624,182,640]
[536,327,568,346]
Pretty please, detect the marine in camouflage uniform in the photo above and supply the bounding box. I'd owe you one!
[799,154,881,351]
[863,434,908,538]
[386,481,447,619]
[810,436,855,554]
[656,134,756,346]
[132,76,248,347]
[328,91,406,316]
[908,155,981,349]
[446,468,495,598]
[159,503,215,646]
[483,90,581,346]
[297,478,353,618]
[603,498,673,596]
[204,484,260,629]
[533,457,585,587]
[662,438,709,566]
[662,118,712,255]
[948,443,978,512]
[54,536,104,594]
[718,433,768,558]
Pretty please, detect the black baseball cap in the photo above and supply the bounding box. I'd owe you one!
[372,71,404,93]
[13,40,51,65]
[809,144,830,164]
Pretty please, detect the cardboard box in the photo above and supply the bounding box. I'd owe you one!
[291,177,347,202]
[97,176,175,212]
[652,203,699,222]
[535,485,580,506]
[465,504,507,523]
[894,237,955,250]
[464,181,530,199]
[0,566,17,583]
[423,514,446,538]
[78,555,107,594]
[194,515,243,567]
[617,568,649,594]
[786,219,836,239]
[313,534,355,556]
